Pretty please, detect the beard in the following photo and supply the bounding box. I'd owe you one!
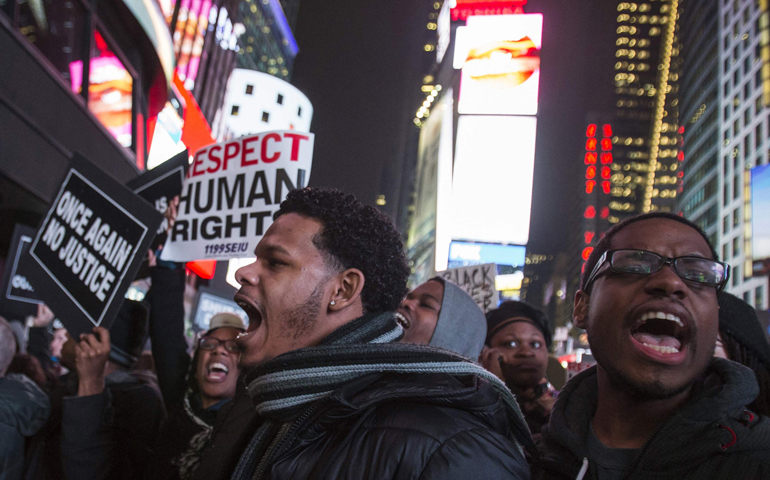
[285,283,324,341]
[585,305,708,402]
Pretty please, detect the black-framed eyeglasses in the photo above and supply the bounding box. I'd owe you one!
[198,336,241,353]
[584,249,730,294]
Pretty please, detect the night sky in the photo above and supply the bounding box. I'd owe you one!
[291,0,616,254]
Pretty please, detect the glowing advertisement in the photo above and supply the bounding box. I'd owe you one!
[406,91,454,284]
[450,115,536,246]
[454,14,542,115]
[751,164,770,275]
[448,241,526,268]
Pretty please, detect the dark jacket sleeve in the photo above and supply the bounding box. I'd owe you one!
[418,428,530,480]
[60,391,113,480]
[146,265,189,412]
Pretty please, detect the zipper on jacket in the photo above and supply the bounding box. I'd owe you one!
[575,458,589,480]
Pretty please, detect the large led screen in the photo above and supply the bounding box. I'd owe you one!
[454,14,542,115]
[450,115,536,246]
[751,164,770,274]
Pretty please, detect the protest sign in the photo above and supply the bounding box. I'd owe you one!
[160,130,314,262]
[192,286,248,332]
[127,150,189,249]
[0,224,45,318]
[438,263,498,313]
[28,154,163,337]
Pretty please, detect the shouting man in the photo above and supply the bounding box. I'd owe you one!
[532,213,770,479]
[226,188,532,480]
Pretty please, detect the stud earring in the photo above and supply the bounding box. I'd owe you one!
[330,300,336,306]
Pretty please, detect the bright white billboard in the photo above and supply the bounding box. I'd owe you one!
[450,115,536,245]
[454,14,542,115]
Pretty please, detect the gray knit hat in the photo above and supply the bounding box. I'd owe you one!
[428,277,487,359]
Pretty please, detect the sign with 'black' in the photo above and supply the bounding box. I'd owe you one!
[28,154,163,337]
[0,224,44,317]
[127,149,189,249]
[439,263,498,313]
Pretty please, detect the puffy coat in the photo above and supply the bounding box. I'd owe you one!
[530,358,770,480]
[199,371,531,479]
[0,374,50,480]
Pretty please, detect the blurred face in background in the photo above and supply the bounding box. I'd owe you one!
[195,327,242,408]
[397,280,444,344]
[50,328,68,359]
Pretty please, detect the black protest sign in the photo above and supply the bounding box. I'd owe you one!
[191,286,248,332]
[28,154,163,337]
[127,150,189,249]
[0,224,44,318]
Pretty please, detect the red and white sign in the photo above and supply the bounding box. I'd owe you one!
[450,0,526,21]
[160,131,314,262]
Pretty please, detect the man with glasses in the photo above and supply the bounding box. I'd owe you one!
[531,213,770,480]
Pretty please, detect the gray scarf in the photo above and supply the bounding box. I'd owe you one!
[231,312,532,480]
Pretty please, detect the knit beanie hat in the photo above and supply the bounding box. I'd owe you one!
[427,277,487,359]
[108,300,149,368]
[718,292,770,368]
[485,300,552,348]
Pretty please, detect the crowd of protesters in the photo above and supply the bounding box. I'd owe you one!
[1,187,770,479]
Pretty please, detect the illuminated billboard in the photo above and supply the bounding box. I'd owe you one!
[448,241,526,268]
[450,0,527,21]
[450,115,536,245]
[454,14,542,115]
[751,164,770,276]
[406,90,454,283]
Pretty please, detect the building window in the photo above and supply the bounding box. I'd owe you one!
[733,69,740,86]
[276,94,284,105]
[756,286,764,308]
[734,174,741,199]
[733,207,741,227]
[297,106,302,117]
[245,85,254,95]
[744,56,751,75]
[744,108,752,128]
[757,95,763,115]
[724,183,730,205]
[724,155,730,175]
[733,236,741,257]
[744,291,752,303]
[231,105,240,116]
[733,265,741,286]
[722,243,729,261]
[756,123,763,148]
[262,111,270,122]
[724,80,731,96]
[744,82,751,101]
[744,134,752,154]
[723,215,730,234]
[757,69,763,89]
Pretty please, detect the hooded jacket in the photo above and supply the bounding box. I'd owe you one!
[428,278,487,359]
[531,358,770,480]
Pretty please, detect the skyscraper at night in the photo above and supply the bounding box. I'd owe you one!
[236,0,298,81]
[607,1,683,222]
[677,0,768,309]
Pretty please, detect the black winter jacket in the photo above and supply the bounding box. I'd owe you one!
[198,371,531,479]
[530,358,770,480]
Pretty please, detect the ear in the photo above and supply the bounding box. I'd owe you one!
[328,268,365,311]
[573,290,590,329]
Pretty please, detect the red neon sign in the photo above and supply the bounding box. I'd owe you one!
[582,247,594,261]
[601,166,611,179]
[678,151,684,161]
[584,205,596,218]
[450,0,527,20]
[585,181,596,194]
[600,153,613,164]
[586,138,597,151]
[584,231,595,244]
[600,207,610,219]
[585,152,597,165]
[602,124,612,137]
[601,138,612,151]
[586,124,597,137]
[602,181,611,194]
[586,166,596,179]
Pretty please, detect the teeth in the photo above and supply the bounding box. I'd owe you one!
[394,312,410,329]
[642,343,680,354]
[640,311,683,327]
[209,362,229,374]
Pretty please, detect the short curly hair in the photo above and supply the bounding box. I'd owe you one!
[275,187,409,313]
[580,212,720,292]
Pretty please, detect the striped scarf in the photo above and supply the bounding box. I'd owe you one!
[231,312,532,480]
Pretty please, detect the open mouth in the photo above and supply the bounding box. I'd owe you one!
[394,311,410,330]
[206,362,229,381]
[234,294,263,336]
[630,311,688,355]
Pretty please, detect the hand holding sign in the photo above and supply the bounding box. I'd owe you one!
[32,304,55,328]
[76,326,111,396]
